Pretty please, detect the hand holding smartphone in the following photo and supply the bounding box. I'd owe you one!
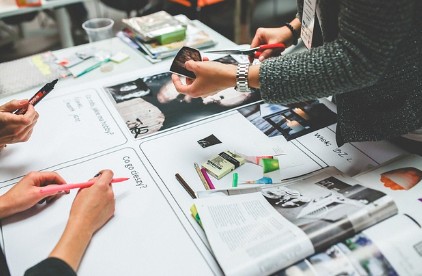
[170,46,202,79]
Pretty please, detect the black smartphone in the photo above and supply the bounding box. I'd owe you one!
[170,46,202,79]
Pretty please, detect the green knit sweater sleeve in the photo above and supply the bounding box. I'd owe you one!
[260,0,415,104]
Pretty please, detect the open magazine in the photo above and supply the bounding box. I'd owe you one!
[276,214,422,275]
[193,166,400,276]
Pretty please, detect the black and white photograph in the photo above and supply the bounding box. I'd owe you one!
[261,175,393,251]
[105,58,261,139]
[238,100,337,140]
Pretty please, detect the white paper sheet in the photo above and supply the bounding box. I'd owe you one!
[194,192,314,276]
[1,148,221,275]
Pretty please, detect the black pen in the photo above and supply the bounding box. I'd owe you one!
[14,79,58,115]
[175,173,196,199]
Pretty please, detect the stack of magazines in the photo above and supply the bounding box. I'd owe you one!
[122,11,186,44]
[119,14,216,61]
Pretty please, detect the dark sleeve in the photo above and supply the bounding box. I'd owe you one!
[24,257,76,276]
[296,0,303,20]
[259,0,415,104]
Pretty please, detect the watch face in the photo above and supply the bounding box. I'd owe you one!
[170,46,202,79]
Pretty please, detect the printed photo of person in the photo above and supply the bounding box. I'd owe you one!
[105,57,261,139]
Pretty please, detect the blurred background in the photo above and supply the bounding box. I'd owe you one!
[0,0,297,62]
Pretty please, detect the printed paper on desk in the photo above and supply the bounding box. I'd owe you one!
[0,88,127,184]
[2,149,219,276]
[194,192,314,276]
[193,166,399,275]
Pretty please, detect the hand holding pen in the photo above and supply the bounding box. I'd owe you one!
[0,171,66,218]
[0,170,126,219]
[0,79,57,151]
[14,79,58,115]
[0,99,39,149]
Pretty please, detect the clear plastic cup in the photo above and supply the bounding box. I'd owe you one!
[82,18,114,43]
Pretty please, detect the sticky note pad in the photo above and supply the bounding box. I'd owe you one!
[111,52,129,63]
[202,151,245,179]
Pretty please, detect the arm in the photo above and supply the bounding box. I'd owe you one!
[259,0,415,104]
[0,99,39,150]
[171,16,301,97]
[47,170,115,271]
[173,0,414,103]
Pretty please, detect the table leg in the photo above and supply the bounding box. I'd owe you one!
[54,6,74,48]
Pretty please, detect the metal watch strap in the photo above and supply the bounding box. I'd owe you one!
[236,63,251,93]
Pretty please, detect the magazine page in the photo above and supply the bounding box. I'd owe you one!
[194,192,315,276]
[194,167,398,275]
[354,154,422,223]
[276,214,422,275]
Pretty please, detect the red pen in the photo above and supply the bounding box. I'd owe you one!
[14,79,58,115]
[39,177,129,195]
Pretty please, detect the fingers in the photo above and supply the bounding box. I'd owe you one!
[184,60,197,73]
[95,169,114,187]
[0,99,29,112]
[258,49,274,61]
[30,171,66,188]
[171,74,190,94]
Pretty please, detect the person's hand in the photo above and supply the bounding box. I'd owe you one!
[0,171,66,218]
[250,27,292,62]
[48,170,116,271]
[67,169,115,236]
[172,59,237,98]
[0,99,39,149]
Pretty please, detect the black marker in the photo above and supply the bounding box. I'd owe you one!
[14,79,58,115]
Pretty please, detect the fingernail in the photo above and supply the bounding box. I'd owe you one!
[19,100,27,105]
[94,172,102,177]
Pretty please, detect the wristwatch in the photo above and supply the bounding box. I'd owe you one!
[235,63,251,93]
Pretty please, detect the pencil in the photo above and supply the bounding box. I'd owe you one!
[194,162,210,190]
[175,173,196,199]
[39,177,129,195]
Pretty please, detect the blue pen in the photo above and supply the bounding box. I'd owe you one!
[75,58,111,78]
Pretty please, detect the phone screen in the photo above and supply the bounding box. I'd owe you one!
[170,46,202,79]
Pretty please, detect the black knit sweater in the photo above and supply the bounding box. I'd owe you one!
[259,0,421,146]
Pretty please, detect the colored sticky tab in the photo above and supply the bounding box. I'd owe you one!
[111,52,129,63]
[190,204,202,227]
